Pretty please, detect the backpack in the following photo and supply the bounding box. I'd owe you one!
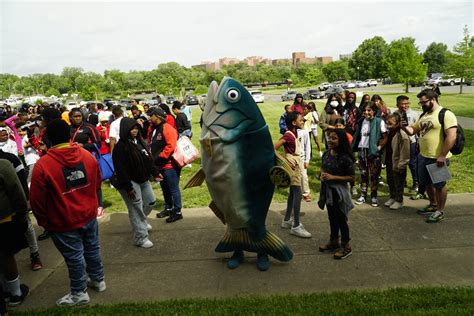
[420,108,465,155]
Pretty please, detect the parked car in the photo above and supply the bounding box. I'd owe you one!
[343,81,356,89]
[249,90,265,103]
[332,80,346,87]
[428,75,443,86]
[281,90,298,102]
[365,79,378,87]
[185,94,199,106]
[356,81,368,88]
[165,95,177,104]
[382,78,393,85]
[440,75,462,86]
[318,82,333,91]
[303,89,324,100]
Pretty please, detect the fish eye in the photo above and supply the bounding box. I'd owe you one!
[225,89,240,103]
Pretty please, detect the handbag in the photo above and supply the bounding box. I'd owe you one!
[93,144,115,180]
[171,136,199,168]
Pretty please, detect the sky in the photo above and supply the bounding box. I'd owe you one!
[1,0,472,76]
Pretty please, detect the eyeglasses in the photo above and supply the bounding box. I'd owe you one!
[418,99,431,105]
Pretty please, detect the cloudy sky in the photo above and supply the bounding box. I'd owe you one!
[1,0,472,76]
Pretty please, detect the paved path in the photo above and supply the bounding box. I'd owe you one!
[14,193,474,311]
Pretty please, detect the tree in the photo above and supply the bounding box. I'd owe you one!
[348,36,388,80]
[423,42,449,74]
[383,38,427,93]
[322,61,350,82]
[61,67,84,91]
[446,25,474,94]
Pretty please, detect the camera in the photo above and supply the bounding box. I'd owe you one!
[20,120,40,131]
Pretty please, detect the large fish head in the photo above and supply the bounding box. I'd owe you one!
[201,77,266,143]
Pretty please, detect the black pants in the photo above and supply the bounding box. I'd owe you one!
[327,189,350,243]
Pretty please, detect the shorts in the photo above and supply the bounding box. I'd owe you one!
[311,128,318,137]
[417,154,450,189]
[0,214,28,255]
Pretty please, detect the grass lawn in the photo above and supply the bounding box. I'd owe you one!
[102,98,474,212]
[15,286,474,315]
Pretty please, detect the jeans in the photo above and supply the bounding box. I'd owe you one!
[51,218,104,293]
[327,189,350,243]
[417,154,450,189]
[119,181,156,244]
[160,168,182,212]
[409,142,418,185]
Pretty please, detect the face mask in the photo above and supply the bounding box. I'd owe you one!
[330,101,339,108]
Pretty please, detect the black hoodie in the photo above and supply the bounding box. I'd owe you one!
[112,118,154,192]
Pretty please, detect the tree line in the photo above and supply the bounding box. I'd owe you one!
[1,26,472,100]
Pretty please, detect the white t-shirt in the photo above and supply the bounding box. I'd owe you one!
[109,117,123,142]
[22,136,40,166]
[358,119,387,149]
[297,129,311,163]
[0,139,18,156]
[310,111,319,129]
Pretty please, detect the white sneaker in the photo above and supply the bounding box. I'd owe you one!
[87,277,106,292]
[390,201,403,210]
[384,198,395,207]
[136,239,153,249]
[56,291,90,306]
[355,195,366,205]
[146,223,152,231]
[290,224,312,238]
[281,217,294,229]
[351,186,358,196]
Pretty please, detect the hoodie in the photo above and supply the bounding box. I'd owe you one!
[30,144,101,232]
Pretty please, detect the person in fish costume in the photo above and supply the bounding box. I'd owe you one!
[186,77,293,271]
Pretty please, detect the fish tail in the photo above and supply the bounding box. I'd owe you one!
[215,229,293,262]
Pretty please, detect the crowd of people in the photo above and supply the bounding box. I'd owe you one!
[0,85,459,310]
[276,87,458,260]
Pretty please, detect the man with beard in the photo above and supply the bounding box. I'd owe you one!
[401,89,457,223]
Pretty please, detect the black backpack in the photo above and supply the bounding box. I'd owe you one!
[420,108,465,155]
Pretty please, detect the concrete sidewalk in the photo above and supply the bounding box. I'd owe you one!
[14,193,474,311]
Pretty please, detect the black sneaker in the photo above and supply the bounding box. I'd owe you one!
[8,284,29,307]
[37,230,50,241]
[156,209,172,218]
[166,212,183,223]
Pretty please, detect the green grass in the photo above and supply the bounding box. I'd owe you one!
[102,98,474,212]
[15,286,474,315]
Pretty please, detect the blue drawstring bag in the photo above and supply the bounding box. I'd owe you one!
[93,144,115,180]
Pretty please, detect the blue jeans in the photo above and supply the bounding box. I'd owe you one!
[160,167,182,212]
[417,154,450,189]
[51,218,104,293]
[119,180,156,244]
[409,142,418,185]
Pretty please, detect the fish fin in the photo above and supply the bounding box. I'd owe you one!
[215,229,293,262]
[209,200,226,224]
[184,168,205,189]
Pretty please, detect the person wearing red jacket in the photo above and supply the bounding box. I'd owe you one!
[147,107,183,223]
[30,119,105,307]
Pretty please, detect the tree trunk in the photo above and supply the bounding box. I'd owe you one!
[459,78,464,94]
[405,82,409,93]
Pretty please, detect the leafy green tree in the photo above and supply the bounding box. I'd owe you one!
[61,67,84,91]
[446,25,474,94]
[348,36,388,80]
[322,60,350,82]
[423,42,449,74]
[383,37,427,93]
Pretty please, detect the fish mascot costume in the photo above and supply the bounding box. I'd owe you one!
[186,77,293,271]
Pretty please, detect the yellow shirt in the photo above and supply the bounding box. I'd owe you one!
[303,112,312,132]
[412,106,457,159]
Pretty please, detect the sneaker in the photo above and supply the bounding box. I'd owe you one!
[56,291,90,307]
[166,212,183,223]
[319,238,340,252]
[227,250,244,269]
[409,185,419,193]
[355,195,366,205]
[370,197,379,207]
[256,253,270,271]
[136,238,154,249]
[87,278,106,292]
[156,209,172,218]
[97,207,105,219]
[351,186,358,196]
[290,224,312,238]
[389,201,403,210]
[426,210,445,223]
[37,230,50,241]
[384,198,395,207]
[30,252,43,271]
[8,284,29,307]
[417,204,437,215]
[334,244,352,260]
[411,193,425,200]
[303,195,311,202]
[146,223,152,231]
[281,217,294,229]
